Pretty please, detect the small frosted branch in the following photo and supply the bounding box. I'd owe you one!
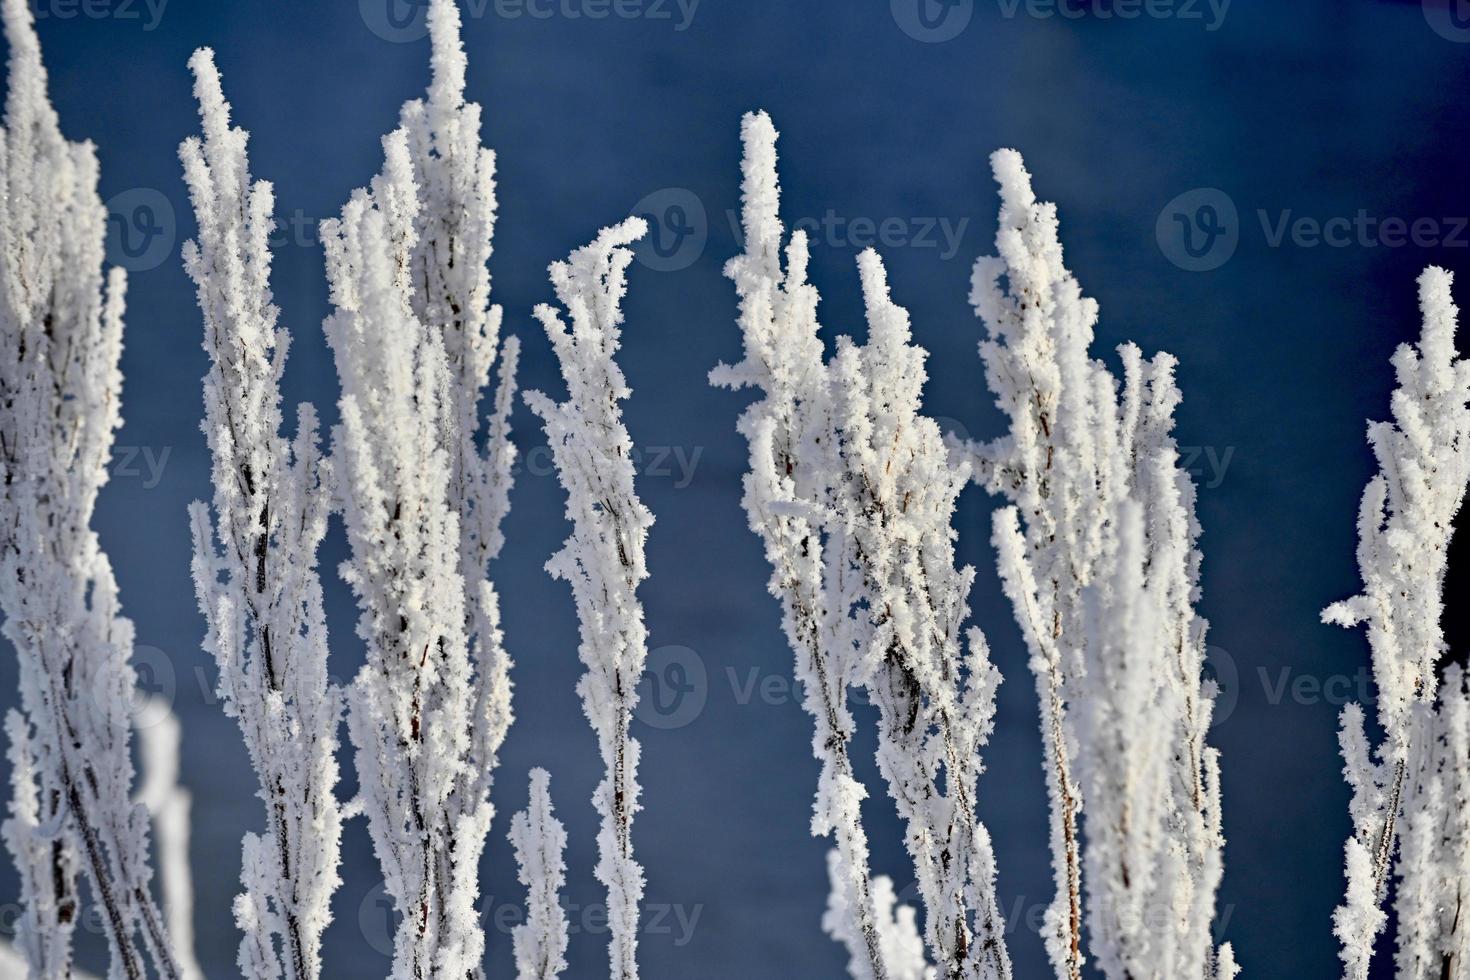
[510,770,569,980]
[526,216,652,980]
[1324,267,1470,978]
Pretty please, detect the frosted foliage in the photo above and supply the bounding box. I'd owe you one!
[0,2,180,978]
[1324,267,1470,979]
[320,1,516,975]
[526,217,653,980]
[712,111,1010,980]
[179,48,343,980]
[966,150,1230,980]
[509,769,569,980]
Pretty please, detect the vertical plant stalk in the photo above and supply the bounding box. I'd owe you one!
[526,217,653,980]
[509,769,570,980]
[1324,267,1470,979]
[0,1,179,976]
[179,48,344,980]
[322,3,515,974]
[964,150,1232,979]
[711,111,890,980]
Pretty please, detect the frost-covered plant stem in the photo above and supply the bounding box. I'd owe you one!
[509,769,570,980]
[965,150,1231,980]
[715,112,1013,980]
[1324,267,1470,979]
[526,217,653,980]
[322,3,515,975]
[711,111,890,980]
[179,48,343,980]
[0,2,179,976]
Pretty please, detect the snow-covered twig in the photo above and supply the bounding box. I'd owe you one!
[0,2,179,976]
[713,112,1012,980]
[509,769,569,980]
[1324,267,1470,979]
[968,150,1232,980]
[180,47,343,980]
[321,4,515,975]
[526,216,652,980]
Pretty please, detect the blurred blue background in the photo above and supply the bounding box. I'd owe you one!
[5,0,1470,977]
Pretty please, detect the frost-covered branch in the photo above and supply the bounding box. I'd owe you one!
[968,150,1232,980]
[1394,666,1470,980]
[321,3,515,975]
[509,769,569,980]
[713,112,1012,980]
[179,47,343,980]
[1324,266,1470,979]
[0,2,179,976]
[526,216,652,980]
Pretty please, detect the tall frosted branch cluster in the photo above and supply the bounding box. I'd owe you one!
[1324,267,1470,979]
[525,217,653,980]
[320,1,516,974]
[0,2,179,977]
[179,49,343,980]
[713,111,1010,980]
[962,150,1233,980]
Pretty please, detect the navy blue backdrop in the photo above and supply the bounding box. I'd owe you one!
[4,1,1470,977]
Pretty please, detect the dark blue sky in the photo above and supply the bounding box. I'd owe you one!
[6,1,1470,977]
